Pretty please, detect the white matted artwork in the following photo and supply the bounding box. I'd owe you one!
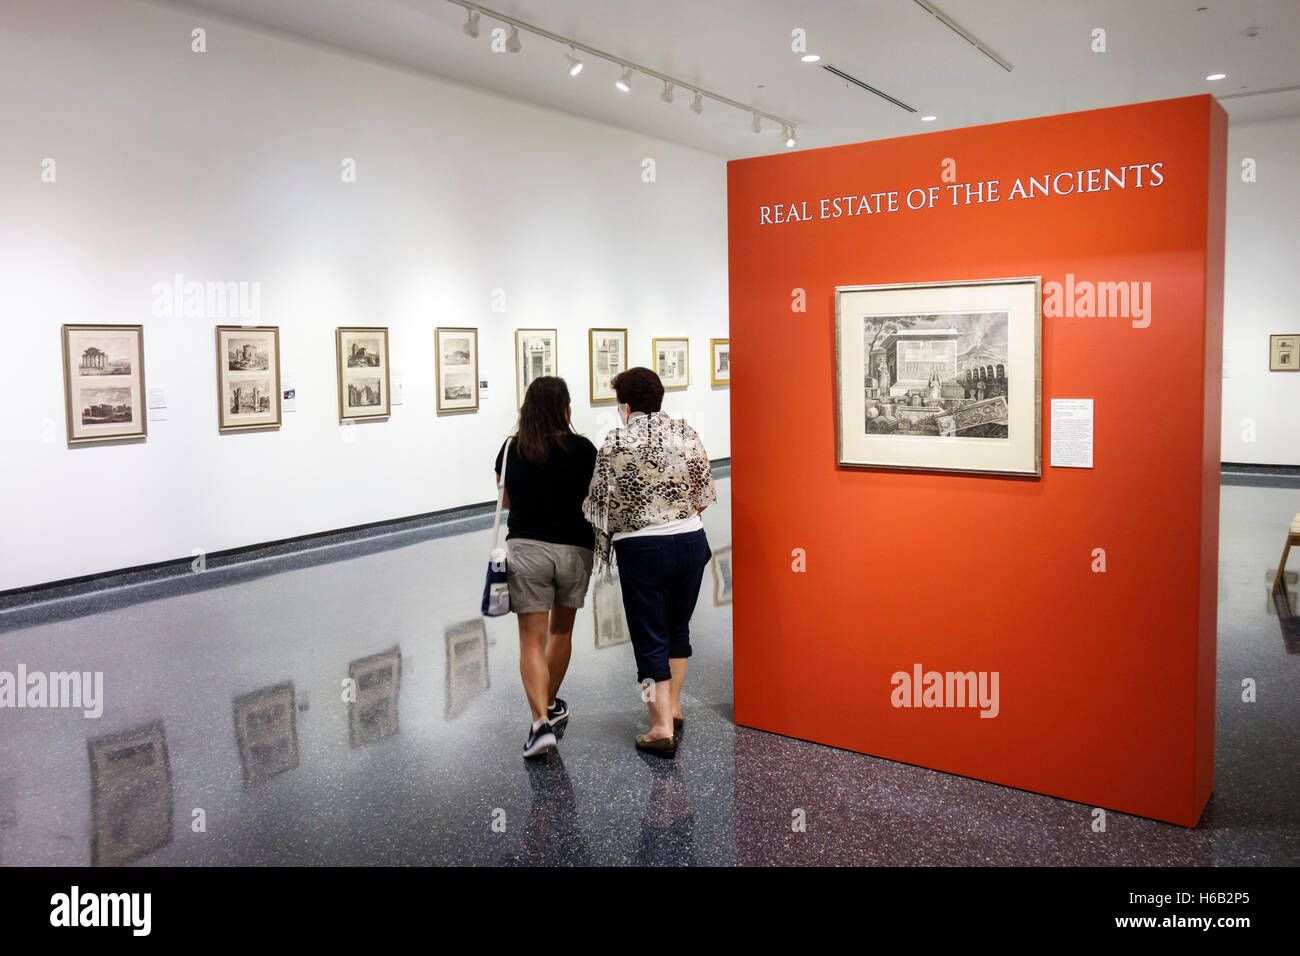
[435,327,479,411]
[711,545,733,606]
[515,328,557,406]
[834,277,1042,477]
[444,618,490,717]
[216,325,281,432]
[653,337,690,390]
[588,328,627,404]
[61,324,147,444]
[336,327,390,421]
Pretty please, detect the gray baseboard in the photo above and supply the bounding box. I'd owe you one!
[0,456,733,632]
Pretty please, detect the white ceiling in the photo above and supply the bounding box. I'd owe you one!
[154,0,1300,158]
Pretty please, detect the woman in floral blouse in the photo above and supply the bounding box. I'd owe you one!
[583,367,716,756]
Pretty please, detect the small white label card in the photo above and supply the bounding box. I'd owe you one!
[147,388,166,409]
[391,367,404,406]
[1050,398,1094,469]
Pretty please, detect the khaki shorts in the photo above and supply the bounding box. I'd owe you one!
[506,538,595,614]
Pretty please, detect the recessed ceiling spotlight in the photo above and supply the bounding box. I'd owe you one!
[751,112,762,133]
[784,126,797,147]
[1206,72,1226,81]
[506,24,521,53]
[801,54,821,63]
[565,47,583,76]
[462,9,480,38]
[660,81,674,103]
[921,115,937,121]
[615,67,633,92]
[691,91,704,114]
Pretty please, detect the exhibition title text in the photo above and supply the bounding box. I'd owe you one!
[758,161,1165,225]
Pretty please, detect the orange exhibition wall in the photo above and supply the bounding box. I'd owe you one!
[727,95,1226,828]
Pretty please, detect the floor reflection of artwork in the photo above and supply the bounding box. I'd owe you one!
[863,312,1009,438]
[233,682,299,786]
[87,720,173,866]
[711,546,733,607]
[348,647,402,748]
[445,619,490,718]
[593,573,631,648]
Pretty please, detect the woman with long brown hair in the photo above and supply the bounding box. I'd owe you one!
[493,376,597,759]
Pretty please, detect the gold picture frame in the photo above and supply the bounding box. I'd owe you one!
[588,328,627,404]
[1270,333,1299,372]
[61,324,147,445]
[336,327,391,422]
[216,325,281,432]
[710,337,730,386]
[435,327,480,412]
[87,720,173,866]
[652,337,690,390]
[515,328,557,407]
[711,545,733,606]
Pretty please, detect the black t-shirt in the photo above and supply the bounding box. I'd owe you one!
[494,434,597,550]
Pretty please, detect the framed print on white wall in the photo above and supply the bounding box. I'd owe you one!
[336,327,390,422]
[1270,333,1299,371]
[516,328,557,406]
[216,325,281,432]
[61,324,147,444]
[653,337,690,390]
[834,276,1042,477]
[435,327,479,412]
[710,337,730,386]
[588,328,627,403]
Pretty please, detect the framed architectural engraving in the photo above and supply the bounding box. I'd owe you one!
[61,324,147,444]
[653,337,690,390]
[216,325,281,432]
[435,327,479,411]
[336,327,390,421]
[516,328,557,406]
[588,328,627,403]
[835,277,1042,477]
[710,338,730,386]
[1271,334,1299,371]
[88,720,173,866]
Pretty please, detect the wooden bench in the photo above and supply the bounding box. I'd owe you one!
[1275,514,1300,593]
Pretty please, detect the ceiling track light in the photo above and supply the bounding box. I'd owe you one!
[445,2,795,135]
[565,46,583,76]
[750,112,761,133]
[783,126,797,147]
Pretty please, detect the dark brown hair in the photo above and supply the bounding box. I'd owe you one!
[612,366,664,414]
[516,376,576,464]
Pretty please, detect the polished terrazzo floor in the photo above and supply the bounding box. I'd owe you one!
[0,475,1297,866]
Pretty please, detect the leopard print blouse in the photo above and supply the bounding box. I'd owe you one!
[582,411,717,575]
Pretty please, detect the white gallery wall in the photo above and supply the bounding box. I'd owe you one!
[1222,115,1300,466]
[0,0,730,591]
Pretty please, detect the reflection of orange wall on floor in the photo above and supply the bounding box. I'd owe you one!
[727,96,1225,828]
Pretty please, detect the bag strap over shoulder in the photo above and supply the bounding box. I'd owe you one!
[490,438,512,554]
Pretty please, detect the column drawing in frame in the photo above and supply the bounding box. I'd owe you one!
[588,327,627,403]
[710,337,730,386]
[652,337,690,390]
[515,328,557,407]
[61,324,147,444]
[834,276,1042,477]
